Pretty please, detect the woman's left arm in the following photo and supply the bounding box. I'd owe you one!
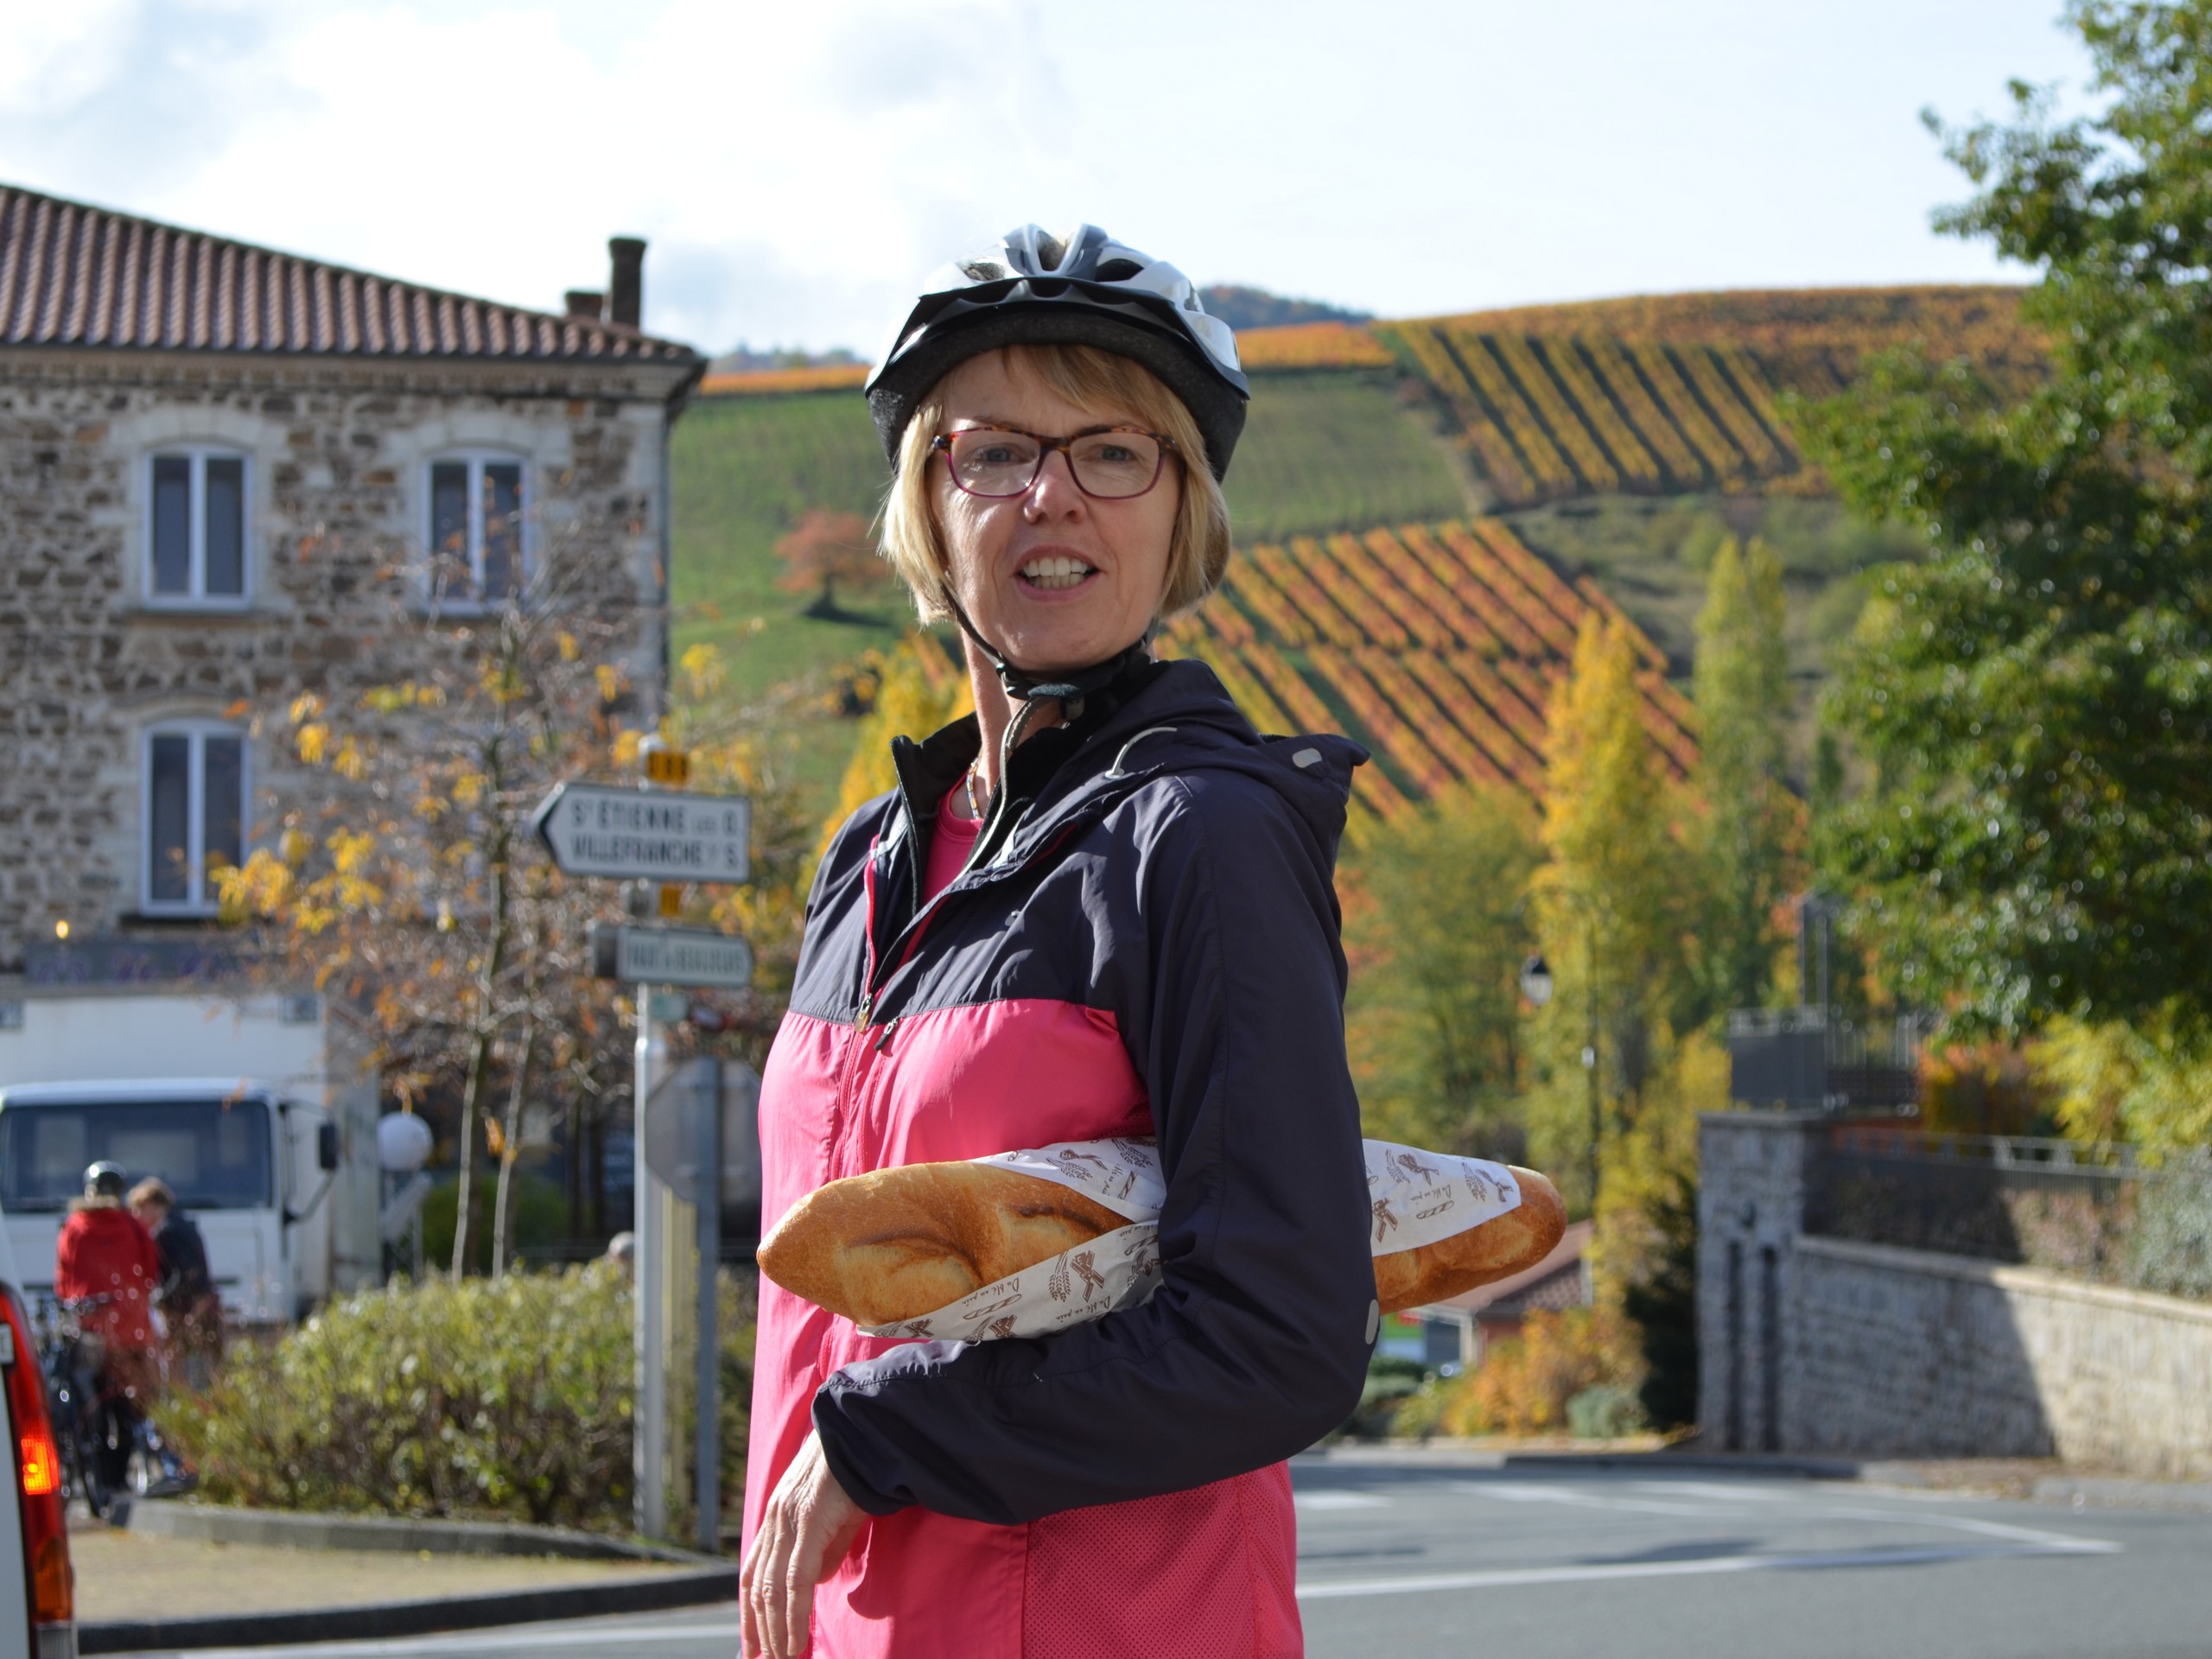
[810,770,1376,1525]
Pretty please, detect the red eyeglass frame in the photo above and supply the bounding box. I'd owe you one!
[931,423,1183,500]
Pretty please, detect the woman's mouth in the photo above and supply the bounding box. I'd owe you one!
[1018,556,1096,592]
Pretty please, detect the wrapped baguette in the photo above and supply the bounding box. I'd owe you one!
[760,1138,1565,1342]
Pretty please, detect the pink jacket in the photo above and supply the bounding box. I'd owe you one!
[743,664,1376,1658]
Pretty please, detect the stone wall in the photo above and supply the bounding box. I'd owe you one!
[1788,1236,2212,1476]
[0,347,689,963]
[1700,1111,2212,1476]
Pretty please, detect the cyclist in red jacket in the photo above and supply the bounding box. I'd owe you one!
[54,1161,163,1490]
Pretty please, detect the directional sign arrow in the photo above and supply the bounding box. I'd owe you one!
[532,782,750,884]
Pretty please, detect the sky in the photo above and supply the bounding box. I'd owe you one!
[0,0,2094,356]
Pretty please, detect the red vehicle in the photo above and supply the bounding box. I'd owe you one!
[0,1218,75,1657]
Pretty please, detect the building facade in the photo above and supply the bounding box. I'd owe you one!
[0,183,702,1289]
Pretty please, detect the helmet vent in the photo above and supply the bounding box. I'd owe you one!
[1034,231,1069,270]
[1095,257,1143,283]
[961,259,1008,282]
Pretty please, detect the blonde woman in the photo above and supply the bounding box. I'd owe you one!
[741,226,1375,1659]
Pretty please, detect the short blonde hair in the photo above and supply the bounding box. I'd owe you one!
[878,343,1232,625]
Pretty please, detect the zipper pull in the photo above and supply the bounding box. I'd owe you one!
[874,1016,901,1053]
[855,991,874,1030]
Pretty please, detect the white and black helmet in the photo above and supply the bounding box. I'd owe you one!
[866,224,1250,480]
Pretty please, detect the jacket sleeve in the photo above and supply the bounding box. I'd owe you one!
[811,772,1376,1524]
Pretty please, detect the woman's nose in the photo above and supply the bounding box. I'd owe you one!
[1022,448,1088,520]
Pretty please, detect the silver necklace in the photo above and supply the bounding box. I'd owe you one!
[963,762,987,822]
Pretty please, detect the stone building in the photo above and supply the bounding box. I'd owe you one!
[0,181,703,1288]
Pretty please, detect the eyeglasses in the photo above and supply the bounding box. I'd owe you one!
[932,424,1180,500]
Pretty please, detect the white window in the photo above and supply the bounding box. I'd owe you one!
[144,724,247,915]
[427,454,525,604]
[149,448,250,603]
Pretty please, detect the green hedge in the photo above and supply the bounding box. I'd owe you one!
[159,1266,753,1535]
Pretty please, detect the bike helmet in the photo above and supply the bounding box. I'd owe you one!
[83,1161,127,1200]
[866,224,1250,480]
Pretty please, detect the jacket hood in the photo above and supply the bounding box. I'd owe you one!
[1034,659,1366,862]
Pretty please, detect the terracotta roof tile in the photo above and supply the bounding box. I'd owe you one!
[0,182,698,365]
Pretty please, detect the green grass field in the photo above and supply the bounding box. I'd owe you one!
[1224,369,1474,540]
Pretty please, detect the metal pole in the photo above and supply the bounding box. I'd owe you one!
[634,983,667,1538]
[1585,916,1601,1210]
[693,1056,722,1554]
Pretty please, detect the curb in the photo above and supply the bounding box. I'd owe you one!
[78,1564,738,1655]
[109,1499,705,1565]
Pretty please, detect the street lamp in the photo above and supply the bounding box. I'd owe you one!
[1519,954,1554,1007]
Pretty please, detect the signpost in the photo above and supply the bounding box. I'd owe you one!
[531,783,750,884]
[533,760,751,1546]
[591,924,753,991]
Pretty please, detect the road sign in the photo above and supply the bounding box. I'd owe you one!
[644,1056,763,1209]
[590,923,753,989]
[533,782,749,883]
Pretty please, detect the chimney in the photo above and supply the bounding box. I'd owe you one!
[607,237,645,329]
[564,289,606,321]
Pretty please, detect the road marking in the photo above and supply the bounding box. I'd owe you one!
[1632,1480,1794,1502]
[1456,1481,1719,1517]
[1295,1491,1391,1510]
[1295,1537,2122,1600]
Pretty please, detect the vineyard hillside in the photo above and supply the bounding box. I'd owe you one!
[669,284,2041,815]
[1159,518,1694,821]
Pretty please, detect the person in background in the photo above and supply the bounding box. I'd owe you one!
[55,1162,163,1491]
[129,1178,224,1390]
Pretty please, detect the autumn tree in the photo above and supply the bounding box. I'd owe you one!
[1528,615,1701,1210]
[222,564,639,1279]
[774,508,886,620]
[1343,786,1542,1160]
[1691,537,1800,1014]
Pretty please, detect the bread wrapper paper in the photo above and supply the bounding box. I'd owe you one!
[856,1136,1521,1344]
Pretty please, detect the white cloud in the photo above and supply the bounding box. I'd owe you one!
[0,0,2092,353]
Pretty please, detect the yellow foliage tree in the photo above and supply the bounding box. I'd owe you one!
[821,635,974,849]
[1529,614,1697,1211]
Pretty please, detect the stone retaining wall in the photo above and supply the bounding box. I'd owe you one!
[1788,1235,2212,1476]
[1700,1112,2212,1478]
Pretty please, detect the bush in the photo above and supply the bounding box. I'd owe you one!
[2128,1161,2212,1300]
[157,1266,754,1535]
[1387,1307,1637,1439]
[1566,1384,1646,1440]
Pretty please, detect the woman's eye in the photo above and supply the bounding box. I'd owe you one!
[973,444,1022,466]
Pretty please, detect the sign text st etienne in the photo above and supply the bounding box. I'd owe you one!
[531,782,749,884]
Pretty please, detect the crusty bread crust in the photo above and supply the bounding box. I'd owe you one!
[757,1162,1127,1328]
[759,1160,1567,1328]
[1372,1167,1567,1313]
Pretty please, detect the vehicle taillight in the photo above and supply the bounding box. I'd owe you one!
[1,1289,73,1631]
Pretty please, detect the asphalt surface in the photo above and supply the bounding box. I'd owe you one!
[118,1459,2212,1659]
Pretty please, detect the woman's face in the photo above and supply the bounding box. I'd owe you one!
[930,351,1181,676]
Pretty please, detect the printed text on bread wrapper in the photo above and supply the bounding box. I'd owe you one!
[858,1138,1520,1344]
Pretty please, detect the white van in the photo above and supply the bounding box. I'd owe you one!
[0,1079,338,1325]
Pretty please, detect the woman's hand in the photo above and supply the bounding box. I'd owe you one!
[741,1431,868,1659]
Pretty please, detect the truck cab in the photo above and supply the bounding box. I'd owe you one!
[0,1079,338,1325]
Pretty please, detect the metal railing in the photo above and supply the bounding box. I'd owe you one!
[1726,1007,1925,1113]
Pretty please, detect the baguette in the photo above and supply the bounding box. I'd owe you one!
[760,1159,1567,1329]
[1373,1167,1566,1313]
[759,1162,1127,1329]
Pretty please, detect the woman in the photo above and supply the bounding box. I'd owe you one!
[741,226,1376,1659]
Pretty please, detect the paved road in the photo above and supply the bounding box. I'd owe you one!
[124,1459,2212,1659]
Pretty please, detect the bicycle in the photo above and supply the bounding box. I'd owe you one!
[35,1296,193,1516]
